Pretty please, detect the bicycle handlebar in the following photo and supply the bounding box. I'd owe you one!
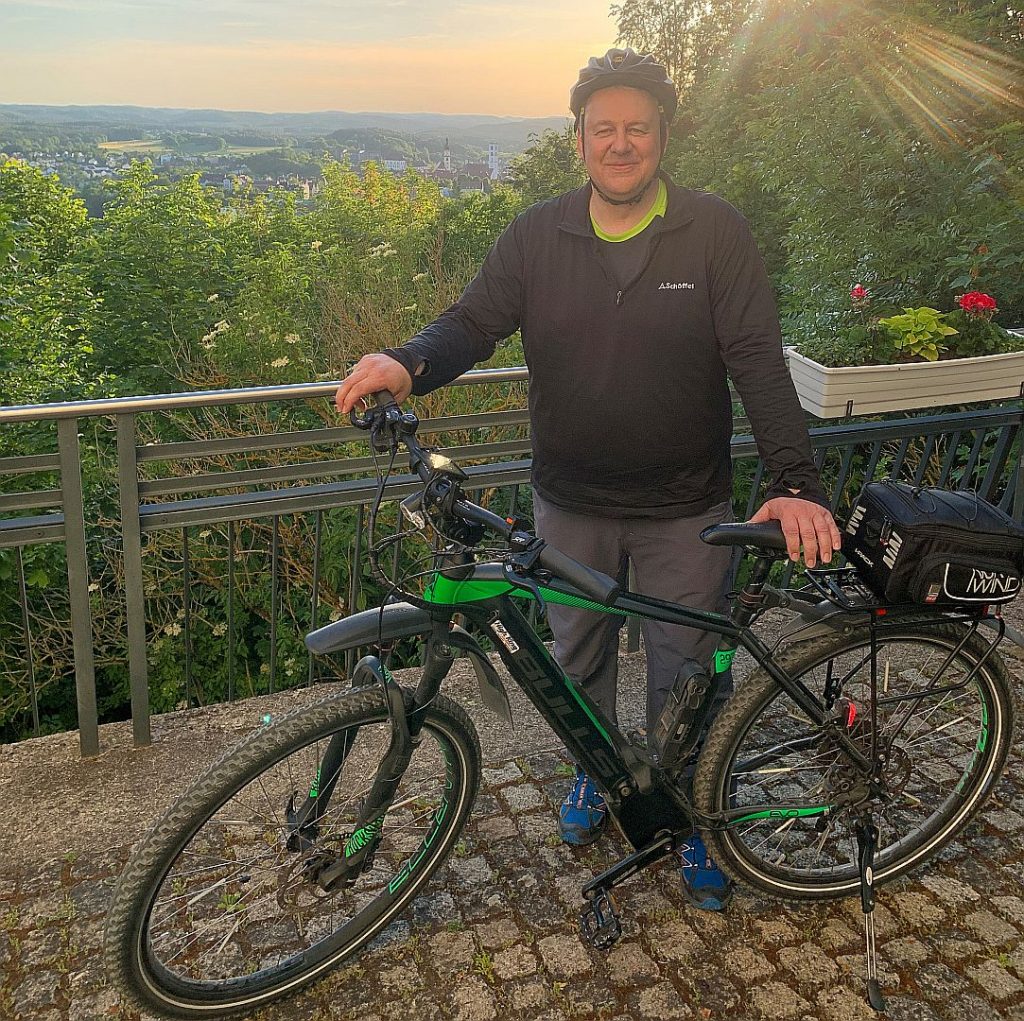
[452,499,620,605]
[352,390,621,606]
[535,542,621,605]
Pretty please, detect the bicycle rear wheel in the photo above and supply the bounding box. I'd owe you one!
[693,621,1014,899]
[105,687,480,1019]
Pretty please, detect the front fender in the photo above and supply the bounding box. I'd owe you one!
[304,603,514,724]
[305,602,432,655]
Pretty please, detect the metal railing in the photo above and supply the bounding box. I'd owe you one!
[1,369,1021,757]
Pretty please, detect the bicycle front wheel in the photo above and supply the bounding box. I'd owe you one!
[694,621,1015,900]
[105,687,480,1019]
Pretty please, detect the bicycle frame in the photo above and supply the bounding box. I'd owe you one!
[462,581,880,838]
[308,558,888,853]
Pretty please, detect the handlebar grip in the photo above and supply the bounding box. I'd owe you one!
[349,389,398,429]
[537,542,620,606]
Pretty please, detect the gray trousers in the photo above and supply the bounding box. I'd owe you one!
[533,491,734,732]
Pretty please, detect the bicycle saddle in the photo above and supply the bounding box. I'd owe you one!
[700,521,787,551]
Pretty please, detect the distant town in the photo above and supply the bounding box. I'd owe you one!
[0,138,516,217]
[0,104,568,214]
[11,135,509,192]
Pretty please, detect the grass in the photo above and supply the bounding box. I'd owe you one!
[96,140,283,156]
[97,139,164,152]
[472,949,496,983]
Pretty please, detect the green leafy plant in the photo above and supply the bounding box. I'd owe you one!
[876,307,959,362]
[791,284,1024,367]
[472,949,496,983]
[217,891,243,913]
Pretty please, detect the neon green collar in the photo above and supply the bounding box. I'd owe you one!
[591,179,667,242]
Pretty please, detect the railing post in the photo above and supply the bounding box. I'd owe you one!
[56,418,100,757]
[1014,408,1024,524]
[116,414,152,746]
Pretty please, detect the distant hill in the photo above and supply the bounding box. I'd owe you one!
[0,104,568,152]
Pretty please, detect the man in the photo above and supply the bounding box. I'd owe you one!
[336,49,840,911]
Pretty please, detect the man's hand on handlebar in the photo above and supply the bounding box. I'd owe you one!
[335,354,415,415]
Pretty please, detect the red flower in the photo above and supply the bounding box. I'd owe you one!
[958,291,998,316]
[850,283,868,302]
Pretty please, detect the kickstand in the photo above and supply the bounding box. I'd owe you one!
[856,817,886,1012]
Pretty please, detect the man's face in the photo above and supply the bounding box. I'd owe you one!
[576,86,663,203]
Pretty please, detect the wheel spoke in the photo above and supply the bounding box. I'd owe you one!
[117,691,477,1006]
[704,627,1007,893]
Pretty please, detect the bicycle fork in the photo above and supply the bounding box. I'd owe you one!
[290,656,418,892]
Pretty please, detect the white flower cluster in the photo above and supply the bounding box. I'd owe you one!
[201,319,231,351]
[368,242,397,259]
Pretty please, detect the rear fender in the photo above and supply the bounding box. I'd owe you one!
[982,616,1024,649]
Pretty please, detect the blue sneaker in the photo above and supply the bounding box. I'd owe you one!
[557,768,607,846]
[678,831,733,911]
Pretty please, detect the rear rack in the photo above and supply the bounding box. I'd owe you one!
[802,566,999,630]
[803,567,886,612]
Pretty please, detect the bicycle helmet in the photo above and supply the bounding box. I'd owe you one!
[569,48,677,126]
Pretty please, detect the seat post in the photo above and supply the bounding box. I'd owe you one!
[733,553,780,628]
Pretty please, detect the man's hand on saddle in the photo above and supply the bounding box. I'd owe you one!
[335,354,415,415]
[749,497,842,569]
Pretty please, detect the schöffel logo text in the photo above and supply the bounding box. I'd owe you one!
[658,281,695,290]
[966,569,1021,597]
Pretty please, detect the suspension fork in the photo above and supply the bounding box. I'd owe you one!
[297,625,457,887]
[285,654,389,848]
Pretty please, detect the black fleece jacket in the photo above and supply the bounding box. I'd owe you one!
[385,174,826,518]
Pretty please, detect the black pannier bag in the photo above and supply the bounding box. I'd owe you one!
[842,480,1024,606]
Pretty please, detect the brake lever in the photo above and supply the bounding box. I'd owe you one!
[503,533,550,615]
[503,562,547,616]
[349,404,376,430]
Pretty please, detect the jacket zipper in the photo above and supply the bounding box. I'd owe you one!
[612,232,665,308]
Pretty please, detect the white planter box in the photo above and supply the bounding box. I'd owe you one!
[788,339,1024,418]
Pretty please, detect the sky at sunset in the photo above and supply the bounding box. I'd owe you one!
[0,0,620,116]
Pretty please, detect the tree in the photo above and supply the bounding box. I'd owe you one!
[0,160,100,405]
[611,0,754,107]
[661,0,1024,330]
[86,161,236,391]
[505,127,585,204]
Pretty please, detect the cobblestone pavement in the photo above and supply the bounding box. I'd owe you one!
[3,638,1024,1021]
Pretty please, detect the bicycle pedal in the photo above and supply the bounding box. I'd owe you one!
[579,889,622,949]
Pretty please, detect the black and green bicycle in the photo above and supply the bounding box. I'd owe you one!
[105,394,1017,1018]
